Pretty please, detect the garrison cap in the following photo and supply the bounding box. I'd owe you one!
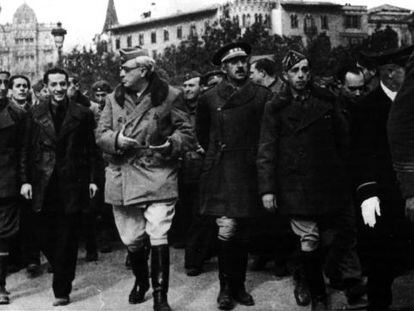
[183,71,202,82]
[212,42,251,66]
[282,50,307,72]
[359,45,414,67]
[119,46,150,63]
[92,80,112,93]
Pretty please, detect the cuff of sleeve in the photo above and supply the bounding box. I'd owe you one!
[397,171,414,199]
[356,181,378,204]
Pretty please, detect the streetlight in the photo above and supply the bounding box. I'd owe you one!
[51,22,67,67]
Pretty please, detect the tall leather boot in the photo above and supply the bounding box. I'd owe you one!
[151,245,171,311]
[128,244,150,304]
[231,242,254,306]
[302,250,327,311]
[0,256,9,304]
[293,263,311,306]
[217,240,235,310]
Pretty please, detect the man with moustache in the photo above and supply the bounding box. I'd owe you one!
[0,70,30,304]
[196,42,271,310]
[257,51,349,310]
[21,67,98,306]
[96,47,193,311]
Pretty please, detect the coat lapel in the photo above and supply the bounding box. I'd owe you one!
[297,97,331,132]
[58,101,82,140]
[33,101,56,141]
[0,105,14,130]
[123,92,154,135]
[219,80,256,110]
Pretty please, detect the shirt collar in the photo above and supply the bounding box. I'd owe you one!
[380,81,397,102]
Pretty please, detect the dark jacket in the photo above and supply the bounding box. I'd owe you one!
[257,85,349,216]
[0,100,30,198]
[28,98,97,214]
[388,56,414,199]
[353,85,404,219]
[196,79,271,218]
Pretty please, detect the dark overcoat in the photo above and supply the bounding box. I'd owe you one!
[257,86,349,216]
[196,79,271,218]
[0,100,30,198]
[29,99,97,214]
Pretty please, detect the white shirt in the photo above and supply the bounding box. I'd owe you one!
[380,81,397,102]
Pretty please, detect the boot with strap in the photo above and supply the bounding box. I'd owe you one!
[0,256,9,304]
[217,240,235,310]
[302,250,327,311]
[151,245,171,311]
[231,241,254,306]
[128,244,150,304]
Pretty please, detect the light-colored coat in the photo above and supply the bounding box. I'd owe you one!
[96,75,193,207]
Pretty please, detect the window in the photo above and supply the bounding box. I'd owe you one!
[321,16,328,30]
[254,13,258,24]
[115,38,120,49]
[127,35,132,47]
[164,29,169,42]
[190,24,197,37]
[258,14,263,24]
[177,26,182,39]
[242,14,246,27]
[152,50,157,59]
[139,33,144,46]
[345,15,361,29]
[151,31,156,43]
[290,14,298,28]
[246,14,251,27]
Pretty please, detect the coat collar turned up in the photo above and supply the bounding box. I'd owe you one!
[216,78,256,109]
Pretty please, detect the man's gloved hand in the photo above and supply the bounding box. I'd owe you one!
[149,140,172,155]
[361,196,381,228]
[405,197,414,222]
[117,126,139,150]
[262,193,277,213]
[20,183,32,200]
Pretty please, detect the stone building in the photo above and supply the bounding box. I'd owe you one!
[0,3,56,80]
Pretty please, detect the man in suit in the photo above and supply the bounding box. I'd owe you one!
[352,47,414,311]
[196,42,271,310]
[21,67,98,306]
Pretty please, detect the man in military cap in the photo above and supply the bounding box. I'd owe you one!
[96,47,193,311]
[90,80,112,123]
[257,50,350,310]
[196,42,271,310]
[201,70,225,91]
[353,45,414,311]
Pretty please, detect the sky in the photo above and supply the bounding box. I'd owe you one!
[1,0,414,51]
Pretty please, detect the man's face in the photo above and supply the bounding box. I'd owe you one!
[379,64,405,92]
[0,73,10,100]
[223,56,248,82]
[341,71,366,103]
[183,77,201,101]
[283,59,311,92]
[67,77,79,99]
[46,73,68,103]
[120,59,146,89]
[94,91,108,105]
[249,62,264,85]
[11,78,29,102]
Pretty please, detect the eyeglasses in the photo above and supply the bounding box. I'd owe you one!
[120,65,144,73]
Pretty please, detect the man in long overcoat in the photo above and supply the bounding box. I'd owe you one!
[196,42,271,310]
[257,51,349,310]
[96,47,193,311]
[20,67,98,306]
[0,70,30,304]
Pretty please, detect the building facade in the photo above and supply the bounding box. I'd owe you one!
[0,3,56,80]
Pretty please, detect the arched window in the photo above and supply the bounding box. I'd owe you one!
[242,14,246,27]
[254,13,258,24]
[246,14,251,27]
[258,14,263,24]
[290,14,298,28]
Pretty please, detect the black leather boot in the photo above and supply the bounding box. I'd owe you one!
[231,242,254,306]
[151,245,171,311]
[302,251,327,311]
[293,263,311,306]
[0,256,9,304]
[128,245,150,304]
[217,240,235,310]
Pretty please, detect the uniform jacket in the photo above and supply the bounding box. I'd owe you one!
[388,56,414,199]
[257,85,349,216]
[29,98,98,213]
[196,79,272,218]
[96,73,194,206]
[353,85,404,219]
[0,100,30,198]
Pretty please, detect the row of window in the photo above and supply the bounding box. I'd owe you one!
[116,24,199,49]
[232,13,271,28]
[15,38,35,44]
[290,14,361,30]
[16,55,35,62]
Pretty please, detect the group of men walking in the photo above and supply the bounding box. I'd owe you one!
[1,39,414,311]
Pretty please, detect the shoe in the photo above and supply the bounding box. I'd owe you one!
[85,251,98,262]
[128,248,150,304]
[293,267,311,306]
[311,295,327,311]
[26,263,41,278]
[151,245,171,311]
[186,267,203,277]
[53,296,70,306]
[217,241,235,310]
[231,242,254,306]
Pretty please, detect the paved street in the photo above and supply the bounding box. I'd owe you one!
[3,244,414,311]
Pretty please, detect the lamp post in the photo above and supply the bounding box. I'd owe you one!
[51,22,67,67]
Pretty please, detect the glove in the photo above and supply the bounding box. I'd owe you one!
[361,196,381,228]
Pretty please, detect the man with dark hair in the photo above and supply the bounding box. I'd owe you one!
[67,74,91,107]
[0,69,30,304]
[201,70,224,91]
[96,47,193,311]
[9,75,31,110]
[250,58,283,94]
[197,42,271,310]
[257,50,349,310]
[21,67,98,306]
